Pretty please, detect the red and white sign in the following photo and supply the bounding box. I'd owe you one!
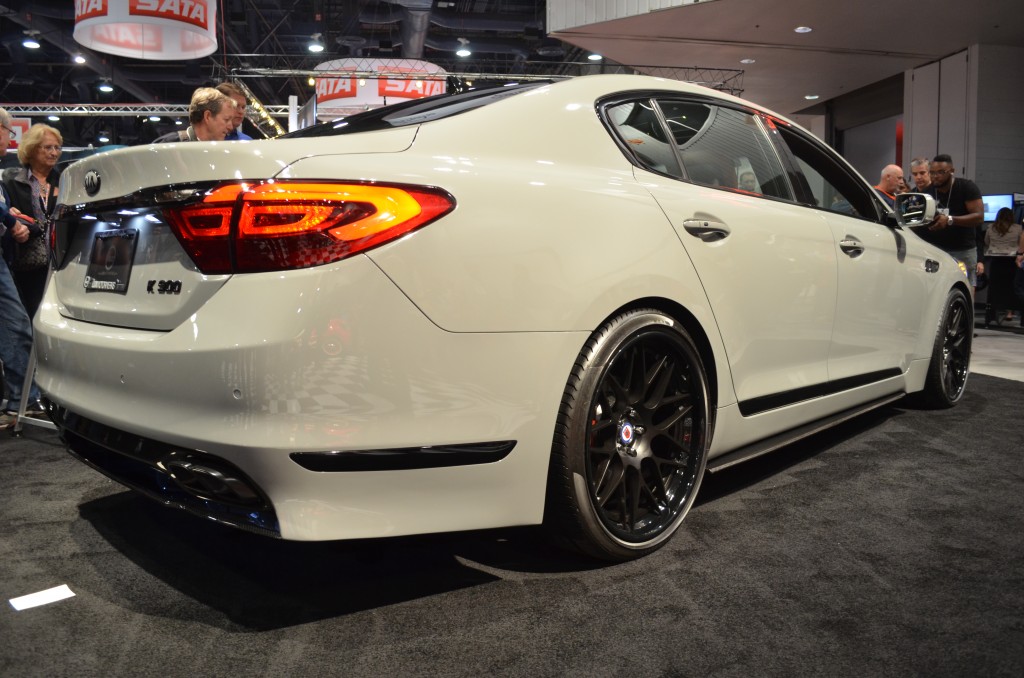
[5,118,31,150]
[315,59,447,119]
[74,0,216,60]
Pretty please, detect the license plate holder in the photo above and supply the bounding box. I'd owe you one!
[84,228,139,294]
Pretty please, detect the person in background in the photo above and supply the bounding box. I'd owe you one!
[154,87,235,142]
[1,123,61,320]
[873,164,903,208]
[1015,230,1024,325]
[916,154,985,296]
[909,157,932,192]
[895,175,909,194]
[982,207,1023,327]
[216,82,253,141]
[0,108,45,428]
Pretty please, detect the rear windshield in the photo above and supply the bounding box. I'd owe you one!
[281,81,550,139]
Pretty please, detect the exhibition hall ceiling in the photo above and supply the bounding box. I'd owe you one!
[1,0,562,110]
[2,0,1024,144]
[550,0,1024,115]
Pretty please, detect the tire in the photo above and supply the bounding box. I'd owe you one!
[544,309,711,561]
[914,287,972,409]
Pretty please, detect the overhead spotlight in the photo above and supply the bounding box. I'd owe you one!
[73,54,87,64]
[804,94,820,100]
[98,132,110,143]
[22,31,41,49]
[175,119,183,126]
[98,80,114,93]
[308,33,325,53]
[47,115,60,122]
[149,116,161,122]
[740,58,756,64]
[308,76,316,86]
[587,53,603,61]
[794,26,813,33]
[456,37,471,57]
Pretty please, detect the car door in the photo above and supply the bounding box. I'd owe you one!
[773,125,929,382]
[607,97,839,409]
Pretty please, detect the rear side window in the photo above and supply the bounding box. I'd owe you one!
[604,95,792,202]
[606,101,682,176]
[655,100,793,201]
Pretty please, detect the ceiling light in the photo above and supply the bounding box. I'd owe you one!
[22,31,41,49]
[47,115,60,122]
[149,116,161,122]
[73,54,86,64]
[308,33,325,53]
[804,94,820,100]
[98,134,110,143]
[175,120,183,126]
[740,58,756,64]
[98,80,114,93]
[588,53,603,61]
[456,37,471,57]
[308,76,316,86]
[794,26,812,33]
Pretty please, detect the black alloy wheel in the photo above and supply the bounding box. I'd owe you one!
[917,288,972,408]
[545,309,711,561]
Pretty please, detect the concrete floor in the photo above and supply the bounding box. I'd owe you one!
[971,324,1024,383]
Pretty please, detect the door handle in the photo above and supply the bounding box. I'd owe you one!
[682,219,730,242]
[839,236,864,257]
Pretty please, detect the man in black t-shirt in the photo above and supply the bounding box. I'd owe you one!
[914,154,984,294]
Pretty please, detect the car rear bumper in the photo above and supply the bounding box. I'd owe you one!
[34,256,588,540]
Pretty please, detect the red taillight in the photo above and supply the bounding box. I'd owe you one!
[164,181,454,273]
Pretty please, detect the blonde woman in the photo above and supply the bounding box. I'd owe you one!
[1,123,62,318]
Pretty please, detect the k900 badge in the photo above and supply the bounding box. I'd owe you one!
[147,280,183,294]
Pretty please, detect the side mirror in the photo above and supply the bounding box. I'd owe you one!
[893,192,935,227]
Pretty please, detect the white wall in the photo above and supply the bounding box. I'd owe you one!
[904,51,970,176]
[905,62,939,166]
[903,45,1024,194]
[844,115,901,184]
[973,45,1024,195]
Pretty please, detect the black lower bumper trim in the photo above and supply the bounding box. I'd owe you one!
[46,402,280,537]
[290,440,516,472]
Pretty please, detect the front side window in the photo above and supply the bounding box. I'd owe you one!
[775,126,880,221]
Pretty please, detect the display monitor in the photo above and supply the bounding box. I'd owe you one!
[982,194,1014,222]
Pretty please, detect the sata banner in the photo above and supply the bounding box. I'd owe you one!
[314,59,447,119]
[74,0,217,60]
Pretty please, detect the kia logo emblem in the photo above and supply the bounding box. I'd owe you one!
[84,170,101,196]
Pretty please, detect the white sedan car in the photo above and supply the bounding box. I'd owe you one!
[37,75,970,560]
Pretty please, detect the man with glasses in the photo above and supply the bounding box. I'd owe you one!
[0,108,44,429]
[915,154,985,295]
[909,157,932,192]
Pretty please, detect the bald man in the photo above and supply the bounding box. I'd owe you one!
[873,164,903,208]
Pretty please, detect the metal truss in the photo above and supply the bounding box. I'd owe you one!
[4,104,193,117]
[3,102,292,119]
[634,65,744,97]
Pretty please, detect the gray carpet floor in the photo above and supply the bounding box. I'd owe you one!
[2,373,1022,677]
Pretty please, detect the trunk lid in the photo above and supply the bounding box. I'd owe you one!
[52,130,416,331]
